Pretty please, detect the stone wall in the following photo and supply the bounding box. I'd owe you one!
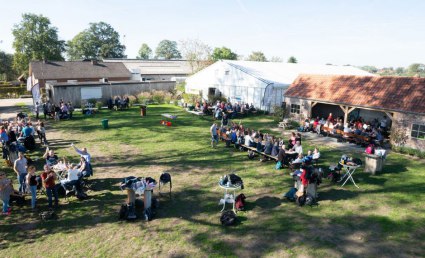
[392,112,425,150]
[283,96,311,122]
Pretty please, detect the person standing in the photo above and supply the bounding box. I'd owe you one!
[0,172,13,215]
[210,123,218,148]
[26,165,38,209]
[40,165,58,208]
[13,152,27,194]
[34,102,40,119]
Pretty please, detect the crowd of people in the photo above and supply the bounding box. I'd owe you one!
[0,111,92,215]
[107,96,130,110]
[209,122,320,168]
[299,113,389,143]
[193,100,257,119]
[35,99,75,121]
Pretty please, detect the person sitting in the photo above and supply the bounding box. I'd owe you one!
[292,153,304,164]
[302,150,313,164]
[256,138,264,153]
[264,139,273,155]
[289,132,296,149]
[230,129,237,144]
[77,156,92,179]
[277,145,287,166]
[244,133,254,147]
[291,141,303,155]
[61,164,83,196]
[18,123,33,141]
[343,124,351,133]
[295,133,302,144]
[43,148,59,167]
[249,103,256,112]
[312,148,320,160]
[271,141,280,157]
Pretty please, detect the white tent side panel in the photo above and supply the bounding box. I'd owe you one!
[185,61,268,109]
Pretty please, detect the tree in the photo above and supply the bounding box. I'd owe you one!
[270,56,283,62]
[395,67,405,75]
[211,47,237,61]
[137,43,152,59]
[0,51,17,81]
[287,56,298,63]
[407,63,425,76]
[155,40,181,59]
[179,39,212,73]
[12,13,65,74]
[67,22,125,60]
[247,51,267,62]
[360,65,378,73]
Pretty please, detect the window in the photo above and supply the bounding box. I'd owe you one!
[411,124,425,139]
[290,104,300,114]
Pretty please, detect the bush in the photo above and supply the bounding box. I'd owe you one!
[127,95,137,106]
[95,101,103,110]
[182,93,199,105]
[87,98,97,105]
[137,92,152,104]
[207,95,227,104]
[152,90,165,104]
[289,120,300,128]
[392,145,425,159]
[164,92,174,104]
[272,105,287,122]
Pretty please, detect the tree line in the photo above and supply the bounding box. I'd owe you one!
[1,13,423,81]
[0,13,299,80]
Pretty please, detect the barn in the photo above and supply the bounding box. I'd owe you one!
[185,60,372,111]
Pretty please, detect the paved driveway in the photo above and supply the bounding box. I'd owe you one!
[0,98,33,120]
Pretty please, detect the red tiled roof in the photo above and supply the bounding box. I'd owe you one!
[285,74,425,114]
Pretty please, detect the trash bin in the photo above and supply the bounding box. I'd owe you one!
[140,105,147,117]
[101,119,109,129]
[364,154,385,175]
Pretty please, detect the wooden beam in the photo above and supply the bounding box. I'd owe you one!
[384,112,394,120]
[347,106,356,113]
[339,105,347,113]
[311,101,318,108]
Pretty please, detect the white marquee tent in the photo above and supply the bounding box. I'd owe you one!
[185,60,373,111]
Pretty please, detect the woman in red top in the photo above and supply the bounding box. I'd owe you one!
[40,165,58,208]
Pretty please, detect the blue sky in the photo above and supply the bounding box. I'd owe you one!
[0,0,424,67]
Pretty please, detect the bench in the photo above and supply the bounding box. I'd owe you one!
[187,110,205,116]
[241,144,278,161]
[321,127,372,147]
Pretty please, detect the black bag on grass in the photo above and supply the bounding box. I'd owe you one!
[39,210,57,221]
[296,195,306,206]
[220,210,237,226]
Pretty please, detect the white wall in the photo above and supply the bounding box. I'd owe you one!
[185,61,270,109]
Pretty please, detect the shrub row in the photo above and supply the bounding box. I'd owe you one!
[392,146,425,159]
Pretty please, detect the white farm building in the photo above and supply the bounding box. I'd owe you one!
[185,60,373,111]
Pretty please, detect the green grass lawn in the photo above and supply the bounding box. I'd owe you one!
[1,104,424,257]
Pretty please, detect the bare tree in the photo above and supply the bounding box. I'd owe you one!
[179,38,212,73]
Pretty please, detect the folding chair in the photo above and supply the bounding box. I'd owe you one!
[159,172,172,198]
